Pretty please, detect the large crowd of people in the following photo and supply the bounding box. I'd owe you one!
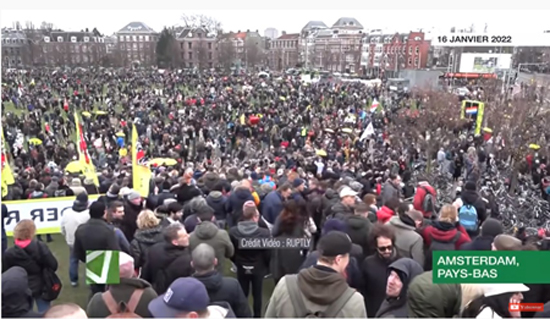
[1,67,550,319]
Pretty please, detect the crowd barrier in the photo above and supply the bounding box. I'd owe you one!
[3,195,101,236]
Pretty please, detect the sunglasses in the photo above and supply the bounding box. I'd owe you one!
[377,245,393,252]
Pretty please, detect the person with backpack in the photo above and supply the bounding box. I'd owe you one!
[265,231,366,318]
[87,252,158,318]
[459,181,487,238]
[60,192,90,287]
[3,219,59,313]
[421,205,471,271]
[412,179,437,219]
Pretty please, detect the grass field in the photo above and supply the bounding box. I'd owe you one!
[8,234,275,313]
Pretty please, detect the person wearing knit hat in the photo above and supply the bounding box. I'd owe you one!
[492,234,523,251]
[266,230,367,318]
[322,218,348,236]
[461,218,503,251]
[87,252,159,318]
[459,180,487,238]
[61,192,91,286]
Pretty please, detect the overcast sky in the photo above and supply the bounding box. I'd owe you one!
[2,2,550,36]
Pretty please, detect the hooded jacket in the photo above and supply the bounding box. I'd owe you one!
[87,277,158,318]
[460,189,487,225]
[122,200,143,243]
[227,188,255,225]
[207,191,229,221]
[3,239,58,298]
[377,206,396,224]
[388,216,424,268]
[330,202,354,220]
[141,242,193,294]
[229,221,271,272]
[375,258,424,318]
[264,266,367,318]
[130,226,164,269]
[380,180,399,206]
[261,190,284,224]
[193,271,252,318]
[422,221,471,270]
[362,250,401,317]
[189,221,234,272]
[407,271,462,318]
[345,214,373,257]
[2,266,42,318]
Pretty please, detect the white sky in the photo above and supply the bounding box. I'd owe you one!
[2,1,550,36]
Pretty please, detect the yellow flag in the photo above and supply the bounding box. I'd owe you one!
[74,113,99,186]
[240,114,246,125]
[1,126,15,198]
[132,124,151,197]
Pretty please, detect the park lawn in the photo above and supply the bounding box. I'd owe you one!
[8,234,275,313]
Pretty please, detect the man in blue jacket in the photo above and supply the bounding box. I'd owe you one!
[261,183,292,225]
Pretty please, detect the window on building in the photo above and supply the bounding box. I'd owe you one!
[188,62,193,68]
[188,52,193,60]
[414,58,419,66]
[125,35,130,41]
[208,52,213,60]
[408,46,412,54]
[209,62,213,68]
[132,35,137,41]
[119,36,124,42]
[408,58,412,65]
[145,36,149,41]
[138,35,143,41]
[208,42,212,50]
[415,46,419,54]
[188,42,192,49]
[133,43,138,50]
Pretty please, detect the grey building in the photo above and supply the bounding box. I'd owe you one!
[115,22,158,66]
[1,28,30,68]
[175,26,218,69]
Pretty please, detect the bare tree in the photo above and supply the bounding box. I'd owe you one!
[194,39,209,69]
[25,21,35,30]
[40,21,55,31]
[218,39,236,70]
[180,14,222,35]
[244,39,265,69]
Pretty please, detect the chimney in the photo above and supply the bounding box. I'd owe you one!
[256,29,258,33]
[238,30,241,33]
[247,29,250,32]
[282,31,286,35]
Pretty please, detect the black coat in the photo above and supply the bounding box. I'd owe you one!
[345,215,373,258]
[2,266,42,318]
[460,190,487,225]
[175,184,201,205]
[3,240,58,298]
[193,271,252,318]
[362,253,401,318]
[130,226,164,269]
[121,201,143,243]
[73,218,121,263]
[460,235,494,251]
[229,221,271,273]
[141,242,193,294]
[206,192,230,221]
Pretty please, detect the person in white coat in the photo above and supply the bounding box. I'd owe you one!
[461,283,529,318]
[60,192,90,287]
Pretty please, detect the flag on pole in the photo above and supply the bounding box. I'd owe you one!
[132,124,151,198]
[74,113,99,186]
[370,99,380,113]
[360,122,375,141]
[1,127,15,198]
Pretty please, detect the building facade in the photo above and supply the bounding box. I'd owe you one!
[219,30,266,69]
[175,26,218,69]
[269,32,300,70]
[115,22,158,66]
[1,28,30,68]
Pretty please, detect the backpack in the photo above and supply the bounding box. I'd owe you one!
[54,189,67,197]
[429,232,461,252]
[285,274,355,318]
[420,186,435,215]
[101,289,144,316]
[22,242,63,301]
[459,204,479,231]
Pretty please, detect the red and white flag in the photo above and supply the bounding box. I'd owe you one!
[370,99,379,113]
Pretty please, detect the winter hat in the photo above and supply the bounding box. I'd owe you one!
[120,187,132,197]
[250,172,259,180]
[318,231,352,257]
[293,178,305,188]
[89,201,106,219]
[119,252,135,279]
[127,190,141,201]
[350,181,363,192]
[107,184,120,198]
[493,234,522,251]
[481,218,503,238]
[464,181,476,191]
[74,192,88,205]
[322,219,347,235]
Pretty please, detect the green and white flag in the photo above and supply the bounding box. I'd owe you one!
[86,250,120,285]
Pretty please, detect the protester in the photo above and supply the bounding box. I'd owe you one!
[265,231,367,318]
[130,210,164,271]
[388,208,425,268]
[491,234,523,251]
[229,201,271,317]
[3,219,59,312]
[459,181,487,237]
[381,174,401,206]
[122,191,144,243]
[2,266,42,318]
[262,183,292,225]
[141,223,193,294]
[461,284,529,318]
[148,277,235,318]
[44,303,89,318]
[60,192,90,287]
[461,218,503,251]
[413,178,437,219]
[73,201,121,296]
[191,243,252,318]
[160,202,183,227]
[407,270,462,317]
[189,209,235,273]
[377,197,400,224]
[375,258,423,317]
[330,186,357,219]
[363,193,379,223]
[87,252,157,318]
[344,202,374,258]
[362,224,401,317]
[206,182,230,229]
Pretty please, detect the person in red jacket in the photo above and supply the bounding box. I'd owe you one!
[377,197,400,224]
[413,180,437,219]
[422,204,471,270]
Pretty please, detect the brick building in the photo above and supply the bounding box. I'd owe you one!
[175,26,218,69]
[115,22,158,66]
[268,32,300,70]
[1,28,30,68]
[361,31,431,76]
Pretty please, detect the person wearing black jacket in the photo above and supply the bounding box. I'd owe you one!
[461,181,487,237]
[73,201,121,296]
[345,202,373,258]
[192,243,252,318]
[229,201,270,318]
[142,223,193,294]
[2,267,42,318]
[3,219,58,312]
[461,218,503,251]
[121,190,143,243]
[206,182,230,229]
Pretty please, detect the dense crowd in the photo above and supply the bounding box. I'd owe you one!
[2,67,550,319]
